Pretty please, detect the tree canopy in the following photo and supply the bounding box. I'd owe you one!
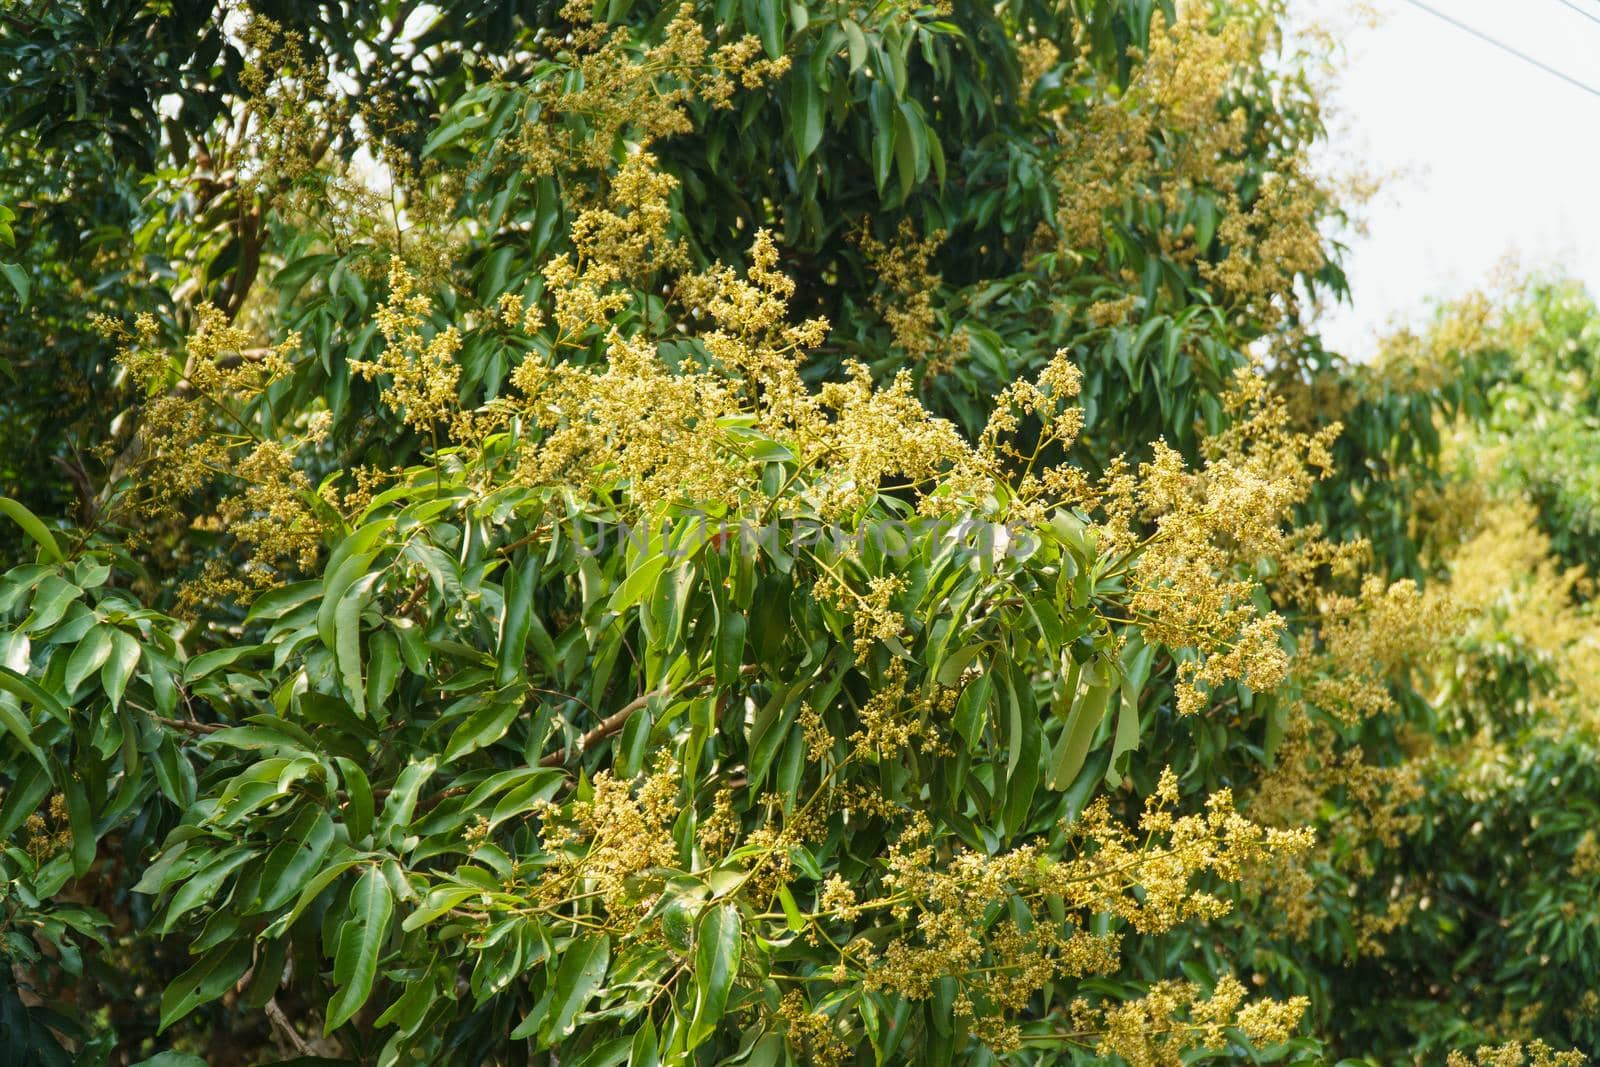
[1,3,1597,1066]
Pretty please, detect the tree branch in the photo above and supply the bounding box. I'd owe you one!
[539,675,718,768]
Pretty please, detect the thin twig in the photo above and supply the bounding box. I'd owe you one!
[539,671,741,768]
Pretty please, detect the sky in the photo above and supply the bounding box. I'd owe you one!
[1300,0,1600,359]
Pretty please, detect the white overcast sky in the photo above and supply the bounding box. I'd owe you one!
[1297,0,1600,359]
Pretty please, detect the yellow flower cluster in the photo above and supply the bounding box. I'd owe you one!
[859,221,965,373]
[776,989,852,1066]
[1092,366,1344,714]
[513,2,788,174]
[1072,975,1307,1067]
[1304,575,1458,726]
[1050,2,1329,320]
[18,794,71,866]
[1438,500,1600,717]
[97,306,321,607]
[352,258,465,438]
[534,757,680,913]
[1446,1041,1588,1067]
[237,16,462,282]
[825,770,1313,1051]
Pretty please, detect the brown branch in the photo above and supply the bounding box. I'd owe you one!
[539,675,717,768]
[155,715,225,735]
[264,997,311,1056]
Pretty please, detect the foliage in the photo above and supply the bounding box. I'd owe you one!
[0,2,1597,1066]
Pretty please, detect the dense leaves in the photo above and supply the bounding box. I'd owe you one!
[1,3,1598,1067]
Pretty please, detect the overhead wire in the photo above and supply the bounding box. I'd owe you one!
[1397,0,1600,101]
[1551,0,1600,29]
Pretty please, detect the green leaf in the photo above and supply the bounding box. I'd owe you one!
[629,1019,660,1067]
[538,932,610,1045]
[183,643,267,683]
[0,263,29,308]
[423,101,491,158]
[1104,687,1140,788]
[688,904,741,1048]
[868,84,895,195]
[366,631,400,721]
[892,102,925,202]
[754,0,784,57]
[1047,679,1115,791]
[316,521,390,654]
[159,940,253,1031]
[62,773,95,876]
[0,496,61,562]
[609,553,667,613]
[777,884,804,932]
[402,885,478,931]
[159,850,255,933]
[64,624,114,696]
[245,579,321,621]
[443,698,521,763]
[262,849,363,936]
[497,555,538,687]
[256,807,337,912]
[376,758,437,846]
[0,665,70,725]
[843,19,869,73]
[325,866,394,1033]
[335,757,374,843]
[0,700,47,768]
[999,665,1041,836]
[714,610,746,689]
[334,573,379,719]
[1105,641,1151,787]
[131,1054,210,1067]
[789,65,824,163]
[102,629,141,711]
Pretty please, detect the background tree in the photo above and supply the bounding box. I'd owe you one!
[1,2,1596,1066]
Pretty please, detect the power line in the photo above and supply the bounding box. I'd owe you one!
[1398,0,1600,101]
[1553,0,1600,29]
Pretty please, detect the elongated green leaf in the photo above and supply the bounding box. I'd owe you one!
[334,573,379,719]
[245,579,321,621]
[444,699,521,764]
[21,575,77,633]
[256,806,336,912]
[62,773,94,876]
[608,553,667,613]
[0,665,69,724]
[102,629,141,711]
[159,940,252,1031]
[160,850,255,933]
[335,756,374,843]
[843,19,869,73]
[376,758,437,846]
[326,866,394,1032]
[183,643,267,683]
[64,623,114,695]
[0,263,29,307]
[131,1054,209,1067]
[789,65,824,163]
[366,630,400,721]
[316,521,390,652]
[688,904,741,1048]
[0,496,57,560]
[1047,680,1115,791]
[538,932,610,1045]
[402,885,478,931]
[0,700,47,768]
[496,555,538,687]
[262,849,363,936]
[714,611,746,689]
